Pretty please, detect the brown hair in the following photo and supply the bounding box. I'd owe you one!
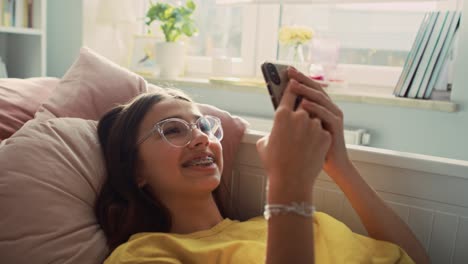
[95,89,226,251]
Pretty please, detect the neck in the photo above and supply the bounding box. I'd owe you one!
[165,193,224,234]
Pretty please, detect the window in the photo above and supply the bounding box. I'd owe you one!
[141,0,257,76]
[188,1,243,58]
[143,0,460,89]
[185,0,257,76]
[278,4,429,67]
[256,1,452,87]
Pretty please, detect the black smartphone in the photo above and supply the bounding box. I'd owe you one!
[261,62,302,110]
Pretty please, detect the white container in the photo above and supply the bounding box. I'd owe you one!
[155,42,185,79]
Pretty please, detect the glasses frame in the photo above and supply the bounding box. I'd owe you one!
[137,115,223,147]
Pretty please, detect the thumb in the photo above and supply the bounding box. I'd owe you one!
[256,136,269,159]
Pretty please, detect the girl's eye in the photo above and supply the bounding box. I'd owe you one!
[162,122,187,137]
[199,120,212,133]
[164,127,182,135]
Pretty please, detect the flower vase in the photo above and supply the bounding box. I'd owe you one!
[288,43,308,73]
[292,43,305,66]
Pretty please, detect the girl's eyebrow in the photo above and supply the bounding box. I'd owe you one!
[157,114,202,123]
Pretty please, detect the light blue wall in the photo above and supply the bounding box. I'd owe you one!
[338,101,468,161]
[161,84,468,161]
[46,0,83,78]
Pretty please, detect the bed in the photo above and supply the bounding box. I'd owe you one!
[1,47,467,264]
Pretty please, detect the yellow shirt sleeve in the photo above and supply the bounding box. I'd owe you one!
[105,212,414,264]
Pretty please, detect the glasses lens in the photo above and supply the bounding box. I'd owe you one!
[160,120,190,146]
[199,116,223,141]
[198,117,212,134]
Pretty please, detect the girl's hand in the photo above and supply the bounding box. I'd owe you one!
[256,80,331,201]
[287,67,351,175]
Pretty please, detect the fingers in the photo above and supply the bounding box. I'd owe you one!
[256,136,268,161]
[301,100,340,134]
[287,66,343,121]
[291,82,342,118]
[256,136,268,151]
[288,67,329,97]
[277,79,300,112]
[306,117,333,154]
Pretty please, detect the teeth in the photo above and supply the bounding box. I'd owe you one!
[184,157,214,167]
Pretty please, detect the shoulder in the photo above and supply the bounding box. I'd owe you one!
[313,212,415,263]
[104,233,182,264]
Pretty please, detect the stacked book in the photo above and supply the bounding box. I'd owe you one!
[394,11,462,99]
[0,0,33,28]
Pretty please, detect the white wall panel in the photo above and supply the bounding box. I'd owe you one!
[232,131,468,263]
[453,217,468,264]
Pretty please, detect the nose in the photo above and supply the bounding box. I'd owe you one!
[188,124,210,148]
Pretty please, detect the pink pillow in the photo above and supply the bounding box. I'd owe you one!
[35,47,147,121]
[0,77,59,140]
[0,47,248,263]
[0,118,108,264]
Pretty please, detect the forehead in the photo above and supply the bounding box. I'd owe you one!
[140,98,201,129]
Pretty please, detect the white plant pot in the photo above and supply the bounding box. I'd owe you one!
[155,42,185,79]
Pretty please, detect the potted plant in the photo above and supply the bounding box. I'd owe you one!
[145,0,198,78]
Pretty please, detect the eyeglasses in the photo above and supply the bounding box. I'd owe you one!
[137,115,223,147]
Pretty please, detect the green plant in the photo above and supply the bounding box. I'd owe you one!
[145,0,198,42]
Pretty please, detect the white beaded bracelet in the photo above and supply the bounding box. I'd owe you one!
[264,202,316,220]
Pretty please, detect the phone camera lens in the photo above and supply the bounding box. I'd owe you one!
[272,75,280,85]
[267,63,281,85]
[267,63,275,71]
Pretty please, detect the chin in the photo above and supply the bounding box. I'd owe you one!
[206,176,222,191]
[200,170,221,185]
[187,177,221,196]
[182,169,221,189]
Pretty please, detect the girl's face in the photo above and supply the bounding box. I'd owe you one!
[136,98,223,200]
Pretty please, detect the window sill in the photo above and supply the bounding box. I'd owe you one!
[146,76,459,113]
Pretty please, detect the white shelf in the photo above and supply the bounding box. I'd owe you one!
[147,76,458,113]
[0,0,46,78]
[0,26,43,36]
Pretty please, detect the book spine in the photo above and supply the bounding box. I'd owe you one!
[417,11,455,99]
[22,0,27,27]
[3,0,11,27]
[10,0,14,26]
[407,11,449,98]
[398,12,439,97]
[0,0,3,26]
[14,0,23,28]
[394,12,432,97]
[394,12,430,96]
[26,0,31,28]
[424,12,461,99]
[2,2,5,26]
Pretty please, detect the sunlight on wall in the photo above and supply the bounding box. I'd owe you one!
[82,0,143,66]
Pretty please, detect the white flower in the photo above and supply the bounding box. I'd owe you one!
[278,25,314,46]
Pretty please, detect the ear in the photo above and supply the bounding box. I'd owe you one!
[135,155,149,188]
[136,173,147,188]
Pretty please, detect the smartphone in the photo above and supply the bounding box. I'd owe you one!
[261,62,302,110]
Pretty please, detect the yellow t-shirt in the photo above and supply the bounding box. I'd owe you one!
[105,212,414,264]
